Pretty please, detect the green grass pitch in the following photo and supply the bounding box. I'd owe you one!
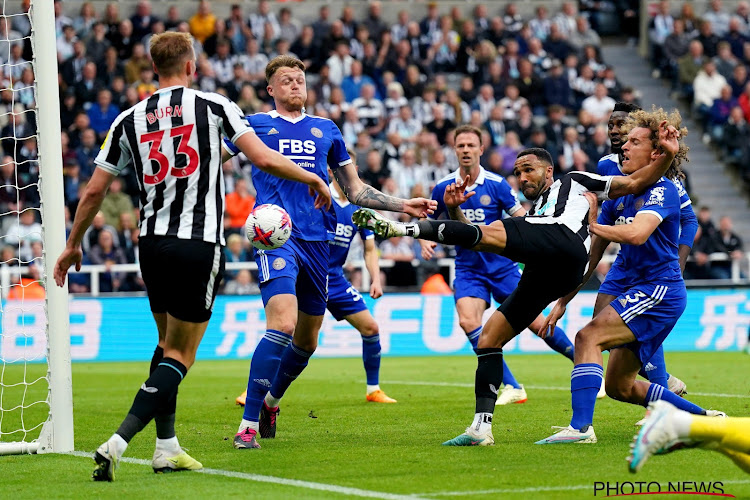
[2,352,749,499]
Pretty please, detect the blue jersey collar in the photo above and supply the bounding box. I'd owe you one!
[454,166,486,191]
[268,109,308,124]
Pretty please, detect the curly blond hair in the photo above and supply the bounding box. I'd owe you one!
[620,106,689,181]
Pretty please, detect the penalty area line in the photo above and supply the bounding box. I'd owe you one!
[385,380,750,399]
[67,451,430,500]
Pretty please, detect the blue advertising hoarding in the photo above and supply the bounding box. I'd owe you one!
[1,290,749,362]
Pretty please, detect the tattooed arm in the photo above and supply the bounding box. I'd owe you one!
[332,163,437,217]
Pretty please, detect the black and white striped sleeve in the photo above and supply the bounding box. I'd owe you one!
[567,171,613,200]
[94,111,133,176]
[215,95,255,145]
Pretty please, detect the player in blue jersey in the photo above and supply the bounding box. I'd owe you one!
[234,154,396,406]
[419,125,576,405]
[538,108,723,445]
[228,56,436,449]
[598,103,695,408]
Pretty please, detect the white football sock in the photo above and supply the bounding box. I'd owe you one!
[239,419,259,433]
[367,384,380,395]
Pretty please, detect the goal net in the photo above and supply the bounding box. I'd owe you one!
[0,0,72,455]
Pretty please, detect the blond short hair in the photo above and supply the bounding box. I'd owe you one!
[265,55,306,84]
[149,32,194,78]
[621,106,689,180]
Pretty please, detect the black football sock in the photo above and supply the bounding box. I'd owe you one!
[149,345,164,374]
[116,358,187,443]
[413,220,483,248]
[475,348,504,414]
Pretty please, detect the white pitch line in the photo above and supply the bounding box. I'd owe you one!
[421,479,750,497]
[67,451,430,500]
[385,381,750,399]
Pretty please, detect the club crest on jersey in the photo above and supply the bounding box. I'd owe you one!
[310,127,323,138]
[272,258,286,270]
[645,186,666,207]
[480,195,491,205]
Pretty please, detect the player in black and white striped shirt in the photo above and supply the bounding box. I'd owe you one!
[353,123,681,446]
[53,32,330,482]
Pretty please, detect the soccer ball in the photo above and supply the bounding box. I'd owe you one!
[245,204,292,250]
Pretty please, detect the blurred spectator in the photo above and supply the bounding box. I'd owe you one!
[248,0,279,42]
[515,58,545,114]
[503,3,524,34]
[110,19,135,60]
[714,215,744,278]
[224,233,249,280]
[431,14,459,73]
[722,106,750,165]
[86,22,111,64]
[648,0,674,73]
[189,0,216,44]
[1,109,33,159]
[124,43,151,84]
[568,17,601,52]
[224,269,260,295]
[362,1,388,43]
[5,208,41,262]
[678,40,707,100]
[585,125,610,168]
[82,211,119,254]
[361,149,390,192]
[342,107,364,146]
[496,131,524,172]
[341,60,375,103]
[391,148,430,199]
[581,83,616,124]
[130,0,159,40]
[56,24,76,63]
[694,60,728,126]
[730,64,748,97]
[74,128,99,179]
[60,40,87,87]
[663,19,690,89]
[725,18,748,60]
[678,2,700,37]
[544,24,573,64]
[63,161,83,209]
[87,230,127,292]
[100,177,134,230]
[704,0,731,37]
[87,90,119,142]
[117,211,138,263]
[709,85,738,142]
[352,83,385,138]
[529,6,552,41]
[713,41,738,81]
[102,3,121,35]
[311,5,331,45]
[697,20,720,58]
[380,235,417,287]
[388,105,422,144]
[686,206,723,279]
[554,2,578,38]
[496,84,526,121]
[225,178,255,233]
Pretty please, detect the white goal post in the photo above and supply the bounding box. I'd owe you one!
[0,0,73,455]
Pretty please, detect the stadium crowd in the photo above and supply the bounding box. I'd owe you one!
[0,0,744,295]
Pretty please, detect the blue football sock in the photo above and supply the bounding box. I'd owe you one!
[640,346,669,388]
[543,327,575,362]
[269,342,314,400]
[645,383,705,414]
[361,334,381,386]
[466,326,481,353]
[570,363,603,431]
[502,358,521,389]
[242,329,291,423]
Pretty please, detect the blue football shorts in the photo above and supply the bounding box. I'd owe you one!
[453,267,521,305]
[610,280,687,365]
[255,237,329,316]
[326,272,369,321]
